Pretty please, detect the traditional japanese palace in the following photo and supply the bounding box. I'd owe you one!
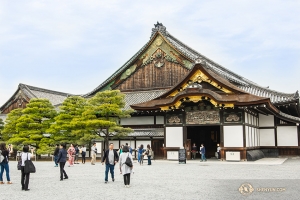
[1,22,300,161]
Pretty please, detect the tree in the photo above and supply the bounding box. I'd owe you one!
[48,96,91,145]
[1,108,23,143]
[0,117,5,141]
[79,90,133,150]
[7,99,57,154]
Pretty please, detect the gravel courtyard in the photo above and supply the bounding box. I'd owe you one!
[1,158,300,200]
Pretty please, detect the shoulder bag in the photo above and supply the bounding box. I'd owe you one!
[24,153,36,173]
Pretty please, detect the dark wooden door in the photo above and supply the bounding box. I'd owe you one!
[152,139,164,158]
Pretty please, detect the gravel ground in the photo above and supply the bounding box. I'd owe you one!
[1,157,300,200]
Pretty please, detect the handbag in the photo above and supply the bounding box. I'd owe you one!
[24,153,36,173]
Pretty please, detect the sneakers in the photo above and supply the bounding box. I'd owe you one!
[127,185,130,188]
[112,178,115,182]
[7,182,12,184]
[0,181,4,184]
[105,181,108,184]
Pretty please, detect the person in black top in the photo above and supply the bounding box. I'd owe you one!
[0,143,12,184]
[57,143,68,181]
[102,143,119,183]
[191,143,197,160]
[74,144,79,164]
[53,144,59,167]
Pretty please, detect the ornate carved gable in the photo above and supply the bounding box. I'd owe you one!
[112,34,194,91]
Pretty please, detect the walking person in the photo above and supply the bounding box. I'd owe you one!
[57,143,68,181]
[74,144,79,164]
[217,144,221,160]
[119,146,133,188]
[101,143,119,184]
[191,143,197,160]
[20,145,34,191]
[146,144,152,165]
[200,144,207,162]
[53,144,59,167]
[91,143,97,165]
[67,144,75,167]
[138,145,144,165]
[0,143,12,184]
[81,145,86,164]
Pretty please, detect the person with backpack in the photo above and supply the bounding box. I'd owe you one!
[20,145,34,191]
[146,144,153,165]
[67,144,75,167]
[101,143,119,184]
[119,145,133,187]
[0,143,12,185]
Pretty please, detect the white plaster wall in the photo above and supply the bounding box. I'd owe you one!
[260,129,275,146]
[120,116,154,125]
[156,116,164,124]
[259,114,274,127]
[136,141,151,149]
[277,126,298,146]
[245,126,249,147]
[223,126,243,147]
[249,127,252,147]
[252,127,255,147]
[166,127,183,148]
[119,140,135,149]
[257,129,260,146]
[245,113,248,124]
[95,142,102,153]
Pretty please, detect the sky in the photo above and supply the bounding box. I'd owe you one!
[0,0,300,106]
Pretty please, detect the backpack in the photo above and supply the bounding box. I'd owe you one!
[124,153,133,167]
[0,150,5,163]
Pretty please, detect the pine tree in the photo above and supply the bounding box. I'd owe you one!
[1,108,23,143]
[7,99,57,154]
[79,90,133,150]
[48,96,90,145]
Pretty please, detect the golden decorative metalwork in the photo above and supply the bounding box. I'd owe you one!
[186,110,220,124]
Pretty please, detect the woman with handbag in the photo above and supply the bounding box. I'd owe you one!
[21,145,34,191]
[119,146,133,188]
[67,144,75,167]
[0,143,12,184]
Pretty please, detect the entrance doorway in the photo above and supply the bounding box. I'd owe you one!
[187,126,220,158]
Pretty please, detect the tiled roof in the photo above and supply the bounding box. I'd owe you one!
[86,22,298,103]
[123,90,168,110]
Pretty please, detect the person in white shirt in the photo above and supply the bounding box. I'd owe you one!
[91,143,97,165]
[81,145,87,164]
[21,145,34,191]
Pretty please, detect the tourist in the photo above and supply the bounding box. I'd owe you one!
[119,144,124,155]
[74,144,79,164]
[119,145,133,188]
[7,144,13,157]
[217,144,221,160]
[67,144,75,167]
[146,144,152,165]
[0,143,12,185]
[57,143,68,181]
[91,143,97,165]
[81,145,86,164]
[101,143,119,184]
[53,144,59,167]
[200,144,207,162]
[21,145,34,191]
[138,145,145,165]
[128,145,133,155]
[191,143,197,160]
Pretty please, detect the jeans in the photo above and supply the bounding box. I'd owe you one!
[54,156,58,166]
[137,153,141,163]
[201,154,207,161]
[0,163,10,182]
[147,156,151,165]
[105,164,115,181]
[59,162,68,180]
[82,152,86,163]
[21,166,30,189]
[123,173,130,185]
